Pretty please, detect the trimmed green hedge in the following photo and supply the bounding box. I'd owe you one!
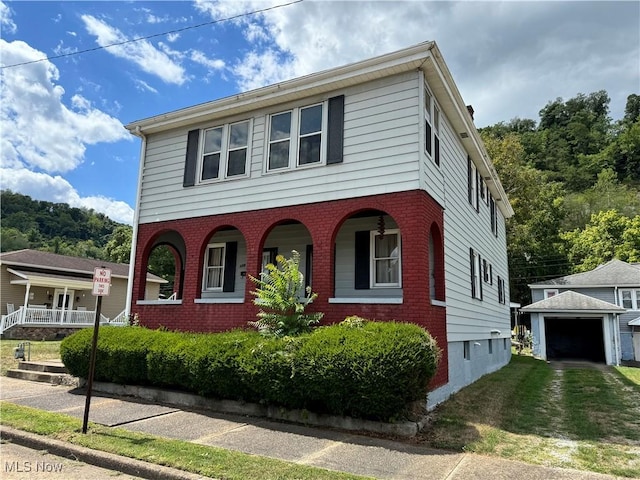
[61,319,440,421]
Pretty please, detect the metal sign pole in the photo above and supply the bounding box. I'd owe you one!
[82,294,102,434]
[82,266,111,434]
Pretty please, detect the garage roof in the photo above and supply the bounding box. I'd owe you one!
[521,290,626,314]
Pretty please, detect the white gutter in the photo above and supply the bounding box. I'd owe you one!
[125,126,147,317]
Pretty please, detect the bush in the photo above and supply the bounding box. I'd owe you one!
[60,318,440,421]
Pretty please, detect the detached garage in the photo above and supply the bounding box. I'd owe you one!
[522,291,626,365]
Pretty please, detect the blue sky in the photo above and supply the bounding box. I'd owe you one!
[1,1,638,225]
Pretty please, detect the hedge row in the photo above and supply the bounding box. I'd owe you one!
[60,319,440,421]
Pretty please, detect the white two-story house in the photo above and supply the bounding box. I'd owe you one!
[125,42,514,406]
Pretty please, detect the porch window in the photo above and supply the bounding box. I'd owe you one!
[371,230,401,287]
[203,244,225,290]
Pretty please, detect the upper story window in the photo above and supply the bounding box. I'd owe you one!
[203,244,225,290]
[200,120,250,182]
[267,103,325,171]
[434,105,441,166]
[620,289,640,310]
[544,289,559,299]
[424,87,432,157]
[490,196,498,236]
[468,157,479,211]
[371,229,401,288]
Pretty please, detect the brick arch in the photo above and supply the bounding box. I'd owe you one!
[135,229,186,301]
[429,222,445,302]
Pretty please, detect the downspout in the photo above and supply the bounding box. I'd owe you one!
[125,125,146,318]
[614,286,620,366]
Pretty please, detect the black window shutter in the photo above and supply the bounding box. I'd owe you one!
[467,156,472,204]
[327,95,345,164]
[223,241,238,292]
[475,169,480,211]
[355,231,370,289]
[305,244,313,289]
[435,136,440,166]
[184,129,200,187]
[478,253,483,300]
[425,121,432,155]
[470,247,476,298]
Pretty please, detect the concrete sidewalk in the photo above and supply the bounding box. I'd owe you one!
[0,376,623,480]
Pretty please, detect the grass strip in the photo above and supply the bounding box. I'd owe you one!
[0,402,370,480]
[614,366,640,389]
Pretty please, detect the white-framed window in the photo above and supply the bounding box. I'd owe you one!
[620,289,640,310]
[544,289,559,299]
[370,229,401,288]
[267,103,326,171]
[498,276,506,304]
[203,244,225,291]
[200,120,251,182]
[424,86,432,157]
[468,158,479,211]
[470,247,482,299]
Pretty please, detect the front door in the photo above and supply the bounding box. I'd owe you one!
[54,289,74,310]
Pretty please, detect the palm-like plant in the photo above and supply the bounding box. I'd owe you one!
[249,250,323,337]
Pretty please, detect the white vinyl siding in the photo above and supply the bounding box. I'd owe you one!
[137,72,420,224]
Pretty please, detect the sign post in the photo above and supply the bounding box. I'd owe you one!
[82,267,111,434]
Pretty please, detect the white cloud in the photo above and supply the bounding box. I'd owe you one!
[190,50,225,70]
[134,78,158,94]
[0,39,129,174]
[167,32,180,42]
[194,0,639,126]
[81,14,187,85]
[0,0,17,34]
[0,168,134,224]
[53,40,78,57]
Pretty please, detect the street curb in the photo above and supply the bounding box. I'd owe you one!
[0,426,212,480]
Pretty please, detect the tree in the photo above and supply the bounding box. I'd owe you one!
[104,225,133,263]
[481,132,567,304]
[249,250,323,337]
[561,210,640,272]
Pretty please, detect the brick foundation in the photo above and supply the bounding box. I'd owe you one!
[132,190,449,387]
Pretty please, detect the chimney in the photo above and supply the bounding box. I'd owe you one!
[466,105,475,121]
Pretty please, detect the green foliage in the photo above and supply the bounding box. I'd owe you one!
[104,225,133,263]
[249,250,323,337]
[0,190,122,258]
[60,319,440,421]
[561,210,640,272]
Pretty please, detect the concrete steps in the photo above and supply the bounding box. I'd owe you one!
[6,360,78,386]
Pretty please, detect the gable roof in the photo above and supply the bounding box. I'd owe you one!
[530,259,640,288]
[0,249,164,283]
[521,290,626,314]
[125,41,513,219]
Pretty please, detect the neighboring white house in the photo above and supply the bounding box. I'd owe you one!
[124,41,515,407]
[522,259,640,364]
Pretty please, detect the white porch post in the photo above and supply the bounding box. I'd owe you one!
[21,283,31,323]
[60,286,69,323]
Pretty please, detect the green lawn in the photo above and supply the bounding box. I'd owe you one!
[0,340,62,376]
[420,355,640,478]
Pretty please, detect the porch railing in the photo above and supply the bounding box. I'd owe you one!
[0,306,121,334]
